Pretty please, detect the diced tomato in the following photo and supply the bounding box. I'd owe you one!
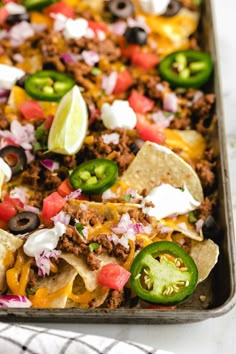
[57,179,74,197]
[131,51,159,70]
[0,195,24,222]
[0,7,8,25]
[44,1,74,18]
[136,114,166,145]
[120,42,140,59]
[19,100,45,120]
[88,20,108,34]
[42,192,66,222]
[44,114,54,131]
[98,264,131,291]
[113,69,133,95]
[128,91,154,114]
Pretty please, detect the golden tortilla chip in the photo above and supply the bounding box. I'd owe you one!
[121,141,203,202]
[61,253,118,292]
[31,263,78,308]
[190,239,219,282]
[0,229,23,293]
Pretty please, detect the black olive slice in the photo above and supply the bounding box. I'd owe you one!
[6,13,30,26]
[0,145,27,176]
[202,215,221,239]
[8,212,40,235]
[108,0,134,19]
[162,0,182,17]
[124,27,147,45]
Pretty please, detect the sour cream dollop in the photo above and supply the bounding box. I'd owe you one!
[101,100,137,129]
[63,18,88,40]
[23,222,66,257]
[142,184,200,220]
[138,0,171,15]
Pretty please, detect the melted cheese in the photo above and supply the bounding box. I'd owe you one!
[164,128,206,163]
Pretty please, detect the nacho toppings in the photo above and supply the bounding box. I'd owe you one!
[0,0,220,310]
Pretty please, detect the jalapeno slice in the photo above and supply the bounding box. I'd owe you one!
[25,70,75,102]
[159,50,213,88]
[130,241,198,305]
[23,0,57,10]
[69,159,118,194]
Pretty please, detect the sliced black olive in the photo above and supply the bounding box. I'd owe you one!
[6,13,30,26]
[108,0,134,19]
[8,212,40,235]
[130,142,140,155]
[0,145,27,176]
[124,27,147,45]
[162,0,182,17]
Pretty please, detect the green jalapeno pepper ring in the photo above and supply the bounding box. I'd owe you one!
[23,0,58,10]
[159,50,213,88]
[69,159,118,194]
[130,241,198,305]
[25,70,75,102]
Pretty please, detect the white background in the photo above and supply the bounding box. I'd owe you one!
[29,1,236,353]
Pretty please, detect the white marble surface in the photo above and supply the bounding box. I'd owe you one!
[24,1,236,353]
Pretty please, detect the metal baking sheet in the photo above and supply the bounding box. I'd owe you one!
[1,0,236,323]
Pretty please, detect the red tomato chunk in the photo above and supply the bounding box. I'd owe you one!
[98,263,131,291]
[113,69,133,94]
[128,91,154,114]
[42,192,66,222]
[19,101,44,120]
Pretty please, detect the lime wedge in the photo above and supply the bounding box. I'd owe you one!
[48,85,88,155]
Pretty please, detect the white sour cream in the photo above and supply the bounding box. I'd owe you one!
[138,0,171,15]
[101,100,137,129]
[0,64,25,90]
[23,222,66,257]
[63,18,88,40]
[142,183,200,220]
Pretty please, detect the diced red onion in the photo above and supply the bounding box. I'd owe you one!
[0,88,10,103]
[79,203,88,211]
[81,50,99,66]
[109,21,127,35]
[40,159,59,171]
[156,83,165,92]
[101,132,120,145]
[52,13,68,32]
[84,27,95,39]
[24,204,40,214]
[35,249,61,277]
[12,53,24,63]
[127,15,150,33]
[101,71,118,95]
[0,30,8,41]
[32,23,47,33]
[0,295,31,308]
[163,93,178,113]
[65,188,82,200]
[60,52,78,64]
[151,111,174,128]
[125,187,143,202]
[51,210,70,225]
[158,224,172,234]
[9,21,34,47]
[195,219,204,233]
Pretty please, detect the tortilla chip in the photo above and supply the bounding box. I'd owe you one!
[33,263,78,308]
[121,141,203,202]
[190,239,219,282]
[0,229,23,293]
[61,253,118,292]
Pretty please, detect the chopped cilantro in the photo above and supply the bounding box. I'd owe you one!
[123,194,133,202]
[75,223,85,237]
[91,68,102,75]
[188,211,197,224]
[88,242,100,252]
[33,123,49,152]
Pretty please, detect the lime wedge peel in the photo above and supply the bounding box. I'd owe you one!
[48,85,88,155]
